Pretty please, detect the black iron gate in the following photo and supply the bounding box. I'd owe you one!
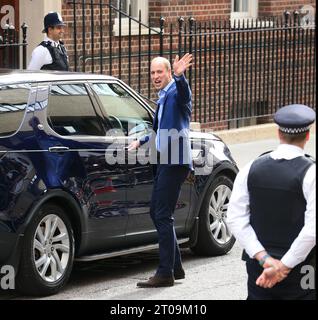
[69,0,316,130]
[0,23,27,69]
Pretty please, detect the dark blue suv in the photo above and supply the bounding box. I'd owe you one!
[0,70,238,296]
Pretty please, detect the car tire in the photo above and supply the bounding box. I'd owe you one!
[191,175,235,256]
[16,203,75,296]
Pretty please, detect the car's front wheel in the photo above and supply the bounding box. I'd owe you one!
[191,175,235,256]
[16,203,75,296]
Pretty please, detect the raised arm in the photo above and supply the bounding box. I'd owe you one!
[173,54,193,106]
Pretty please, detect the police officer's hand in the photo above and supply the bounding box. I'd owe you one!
[256,257,281,288]
[256,266,278,288]
[256,258,291,288]
[276,260,291,279]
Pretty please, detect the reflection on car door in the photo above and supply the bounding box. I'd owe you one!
[34,82,129,252]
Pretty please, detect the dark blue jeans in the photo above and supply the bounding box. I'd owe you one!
[150,164,190,277]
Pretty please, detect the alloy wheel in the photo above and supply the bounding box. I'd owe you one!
[33,214,70,283]
[208,184,232,245]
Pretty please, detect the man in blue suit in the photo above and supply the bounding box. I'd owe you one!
[129,53,193,287]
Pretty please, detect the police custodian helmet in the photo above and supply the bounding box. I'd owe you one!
[274,104,316,134]
[42,12,66,33]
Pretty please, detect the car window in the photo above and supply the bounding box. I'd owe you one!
[91,83,153,137]
[0,85,30,137]
[47,83,105,136]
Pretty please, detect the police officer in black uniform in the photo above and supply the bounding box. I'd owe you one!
[227,104,316,300]
[28,12,69,71]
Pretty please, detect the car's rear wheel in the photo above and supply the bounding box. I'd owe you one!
[191,175,235,256]
[16,203,74,296]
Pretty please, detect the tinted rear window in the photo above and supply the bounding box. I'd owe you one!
[0,85,30,137]
[47,83,105,136]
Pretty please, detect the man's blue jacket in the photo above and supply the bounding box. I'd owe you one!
[140,74,193,170]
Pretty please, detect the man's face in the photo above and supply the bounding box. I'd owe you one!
[151,61,172,91]
[48,25,65,42]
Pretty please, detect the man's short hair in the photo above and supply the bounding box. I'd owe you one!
[151,57,171,71]
[280,131,308,143]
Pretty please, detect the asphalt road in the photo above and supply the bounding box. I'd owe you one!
[0,135,315,300]
[1,245,247,300]
[228,134,316,168]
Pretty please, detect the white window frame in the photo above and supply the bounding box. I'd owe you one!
[231,0,258,26]
[114,0,152,36]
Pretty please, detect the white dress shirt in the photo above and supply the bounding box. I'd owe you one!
[227,144,316,268]
[27,36,60,70]
[156,79,175,151]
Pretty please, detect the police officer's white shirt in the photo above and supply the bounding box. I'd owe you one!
[227,144,316,269]
[27,36,60,70]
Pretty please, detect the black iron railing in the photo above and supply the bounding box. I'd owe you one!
[68,1,316,130]
[0,23,28,69]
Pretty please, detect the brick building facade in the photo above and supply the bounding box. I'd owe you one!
[1,0,316,130]
[59,0,316,33]
[60,1,317,130]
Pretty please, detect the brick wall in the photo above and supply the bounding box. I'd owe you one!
[149,0,231,25]
[60,0,316,131]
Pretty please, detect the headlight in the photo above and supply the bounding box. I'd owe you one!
[210,140,235,164]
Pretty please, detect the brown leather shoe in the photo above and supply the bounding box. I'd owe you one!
[137,275,174,288]
[174,268,185,280]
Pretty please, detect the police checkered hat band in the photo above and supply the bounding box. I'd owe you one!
[279,125,311,134]
[274,104,315,135]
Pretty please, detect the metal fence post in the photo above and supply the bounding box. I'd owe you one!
[3,24,9,68]
[73,0,78,71]
[21,23,28,69]
[188,17,195,90]
[178,17,184,57]
[159,17,165,57]
[283,10,290,106]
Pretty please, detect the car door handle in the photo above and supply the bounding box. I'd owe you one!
[48,146,70,153]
